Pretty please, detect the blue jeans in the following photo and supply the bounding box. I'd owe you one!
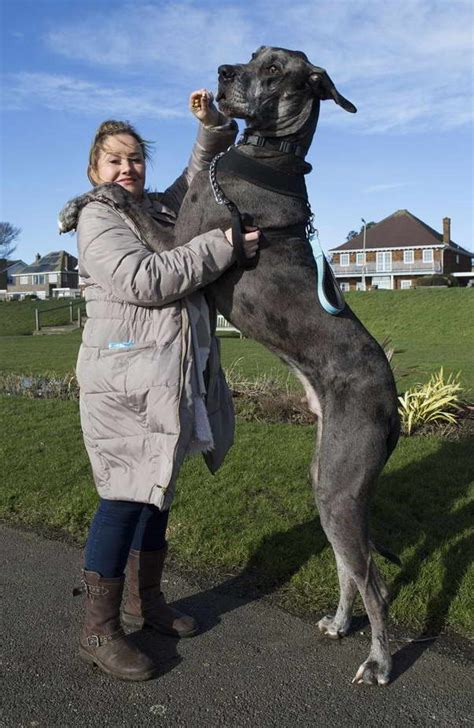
[84,498,170,578]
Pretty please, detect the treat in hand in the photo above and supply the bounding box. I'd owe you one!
[189,88,220,126]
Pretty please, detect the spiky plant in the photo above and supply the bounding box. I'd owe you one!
[398,368,463,435]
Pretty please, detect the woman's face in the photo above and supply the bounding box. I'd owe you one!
[92,133,146,199]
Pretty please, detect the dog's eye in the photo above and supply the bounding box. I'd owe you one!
[268,65,279,74]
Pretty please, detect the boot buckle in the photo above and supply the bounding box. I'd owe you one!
[87,634,103,648]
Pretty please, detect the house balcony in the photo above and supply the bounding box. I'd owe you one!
[330,261,442,276]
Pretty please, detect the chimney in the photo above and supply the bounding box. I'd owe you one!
[443,217,451,244]
[35,253,41,263]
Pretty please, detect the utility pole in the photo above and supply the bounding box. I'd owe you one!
[361,218,367,291]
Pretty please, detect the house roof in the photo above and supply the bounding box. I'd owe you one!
[329,210,473,256]
[12,251,78,275]
[0,259,27,274]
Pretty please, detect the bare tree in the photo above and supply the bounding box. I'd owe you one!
[346,221,376,241]
[0,222,22,259]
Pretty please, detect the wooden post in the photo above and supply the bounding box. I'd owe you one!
[69,301,73,323]
[77,306,82,328]
[35,308,40,332]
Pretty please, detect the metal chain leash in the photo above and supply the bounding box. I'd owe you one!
[305,200,317,242]
[209,148,234,207]
[211,147,318,246]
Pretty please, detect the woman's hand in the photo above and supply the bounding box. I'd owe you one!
[224,226,260,259]
[189,88,221,127]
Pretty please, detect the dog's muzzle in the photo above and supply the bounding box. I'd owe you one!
[216,65,236,102]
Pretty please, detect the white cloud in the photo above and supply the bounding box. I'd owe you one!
[46,3,257,75]
[14,0,474,133]
[364,182,410,194]
[2,72,186,119]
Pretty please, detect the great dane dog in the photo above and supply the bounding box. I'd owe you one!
[60,47,400,686]
[175,47,401,687]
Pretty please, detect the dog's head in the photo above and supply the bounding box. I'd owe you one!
[216,46,356,136]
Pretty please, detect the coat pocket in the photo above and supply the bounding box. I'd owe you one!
[77,341,157,394]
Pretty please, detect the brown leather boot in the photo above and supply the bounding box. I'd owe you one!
[75,570,157,681]
[122,546,199,638]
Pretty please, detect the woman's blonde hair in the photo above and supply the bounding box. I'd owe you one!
[87,120,153,185]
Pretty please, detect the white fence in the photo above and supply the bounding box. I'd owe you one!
[216,314,242,337]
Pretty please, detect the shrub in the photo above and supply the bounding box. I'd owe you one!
[415,274,459,288]
[225,359,314,424]
[398,368,463,435]
[0,371,79,400]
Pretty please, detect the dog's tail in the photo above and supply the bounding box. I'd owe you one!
[369,539,402,567]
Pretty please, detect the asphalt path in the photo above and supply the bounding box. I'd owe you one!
[1,524,473,728]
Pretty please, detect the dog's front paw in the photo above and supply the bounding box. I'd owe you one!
[351,659,391,686]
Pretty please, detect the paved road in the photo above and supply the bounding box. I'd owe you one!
[1,524,472,728]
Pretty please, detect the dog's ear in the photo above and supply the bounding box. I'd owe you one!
[309,67,357,113]
[251,46,267,60]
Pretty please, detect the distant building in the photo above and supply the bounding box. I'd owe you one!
[328,210,473,290]
[6,251,80,299]
[0,259,27,297]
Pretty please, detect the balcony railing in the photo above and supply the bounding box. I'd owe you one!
[330,261,442,275]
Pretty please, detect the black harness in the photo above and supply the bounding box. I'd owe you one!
[209,139,312,269]
[209,135,345,314]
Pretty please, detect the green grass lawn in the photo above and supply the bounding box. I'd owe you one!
[1,289,473,394]
[0,298,84,336]
[1,395,472,637]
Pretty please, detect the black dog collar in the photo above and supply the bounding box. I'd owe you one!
[239,132,306,159]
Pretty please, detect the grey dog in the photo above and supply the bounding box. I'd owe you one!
[175,47,401,687]
[60,47,400,686]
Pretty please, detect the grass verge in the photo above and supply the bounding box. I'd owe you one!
[1,289,473,393]
[0,298,84,336]
[1,395,472,637]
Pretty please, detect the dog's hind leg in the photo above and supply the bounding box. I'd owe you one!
[313,409,393,686]
[318,552,358,639]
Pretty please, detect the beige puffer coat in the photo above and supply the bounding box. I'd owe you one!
[73,118,238,510]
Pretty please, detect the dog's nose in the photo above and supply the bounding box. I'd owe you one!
[218,65,236,81]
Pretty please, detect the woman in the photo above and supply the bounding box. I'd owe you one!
[65,90,259,681]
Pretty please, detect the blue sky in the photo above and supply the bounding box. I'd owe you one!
[1,0,473,263]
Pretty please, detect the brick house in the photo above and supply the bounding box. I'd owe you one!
[7,250,79,299]
[0,259,27,298]
[328,210,473,291]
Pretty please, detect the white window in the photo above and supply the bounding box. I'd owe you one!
[340,254,350,267]
[33,275,45,285]
[49,273,58,283]
[372,276,392,290]
[423,249,433,263]
[376,251,392,272]
[20,276,29,285]
[401,280,412,289]
[340,282,351,292]
[403,250,414,264]
[356,252,365,266]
